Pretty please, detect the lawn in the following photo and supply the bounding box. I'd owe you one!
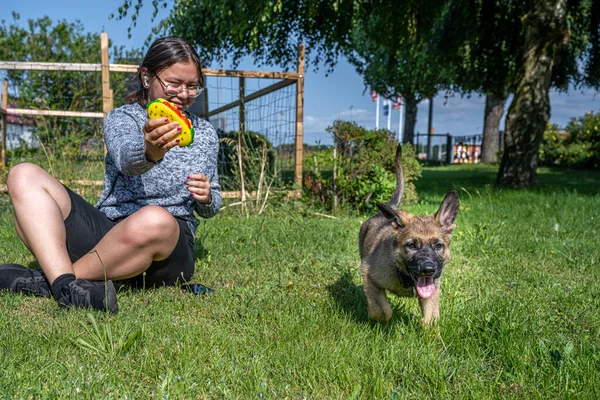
[0,164,599,398]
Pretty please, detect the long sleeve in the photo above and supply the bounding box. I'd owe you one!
[103,106,157,176]
[96,103,222,234]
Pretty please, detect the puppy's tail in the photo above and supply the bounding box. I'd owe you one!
[388,143,405,208]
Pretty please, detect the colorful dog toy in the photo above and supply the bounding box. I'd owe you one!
[146,98,195,147]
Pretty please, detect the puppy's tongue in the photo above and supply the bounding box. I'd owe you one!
[416,277,435,299]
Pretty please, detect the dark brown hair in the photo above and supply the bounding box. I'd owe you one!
[125,36,205,105]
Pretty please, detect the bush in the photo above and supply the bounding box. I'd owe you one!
[303,120,421,212]
[217,130,278,191]
[540,111,600,169]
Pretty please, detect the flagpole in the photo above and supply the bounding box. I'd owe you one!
[376,95,380,129]
[398,99,403,143]
[386,99,391,131]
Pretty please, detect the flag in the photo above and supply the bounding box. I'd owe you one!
[370,90,378,102]
[392,95,403,110]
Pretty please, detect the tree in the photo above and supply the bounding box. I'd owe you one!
[117,0,600,186]
[113,0,450,144]
[346,2,452,144]
[112,0,359,71]
[0,13,142,152]
[443,0,600,179]
[440,0,527,163]
[496,0,600,186]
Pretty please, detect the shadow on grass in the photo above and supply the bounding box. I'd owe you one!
[193,240,209,261]
[326,272,414,329]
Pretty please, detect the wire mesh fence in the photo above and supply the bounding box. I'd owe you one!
[0,38,304,197]
[198,75,298,191]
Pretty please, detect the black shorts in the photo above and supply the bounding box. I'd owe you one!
[63,186,195,288]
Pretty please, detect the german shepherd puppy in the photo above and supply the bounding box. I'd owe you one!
[359,144,459,325]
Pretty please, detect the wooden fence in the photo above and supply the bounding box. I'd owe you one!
[0,32,305,197]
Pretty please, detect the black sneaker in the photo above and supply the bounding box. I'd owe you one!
[0,264,51,298]
[57,279,118,314]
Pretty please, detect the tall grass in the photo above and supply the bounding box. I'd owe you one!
[0,165,598,398]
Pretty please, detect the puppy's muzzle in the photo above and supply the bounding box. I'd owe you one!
[419,261,438,277]
[409,246,443,278]
[408,252,443,300]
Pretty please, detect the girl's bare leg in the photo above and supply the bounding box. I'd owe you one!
[7,163,180,283]
[7,163,75,284]
[72,205,180,281]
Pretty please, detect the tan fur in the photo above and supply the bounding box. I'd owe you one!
[358,145,459,326]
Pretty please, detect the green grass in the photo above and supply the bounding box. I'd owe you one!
[1,164,599,398]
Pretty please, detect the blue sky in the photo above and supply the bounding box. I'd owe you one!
[6,0,600,145]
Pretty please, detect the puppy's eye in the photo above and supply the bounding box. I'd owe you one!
[406,242,417,250]
[434,242,444,251]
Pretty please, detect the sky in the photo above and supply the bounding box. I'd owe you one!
[5,0,600,145]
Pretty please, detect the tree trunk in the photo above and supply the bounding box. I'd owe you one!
[403,92,418,145]
[497,0,567,187]
[481,93,507,163]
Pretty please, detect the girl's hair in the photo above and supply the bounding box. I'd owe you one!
[125,36,205,106]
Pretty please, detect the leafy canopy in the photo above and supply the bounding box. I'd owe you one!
[0,13,142,150]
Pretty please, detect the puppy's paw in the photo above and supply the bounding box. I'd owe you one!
[368,304,392,322]
[421,313,439,327]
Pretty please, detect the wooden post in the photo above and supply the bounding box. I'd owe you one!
[239,77,245,133]
[238,77,246,210]
[203,89,209,120]
[101,33,111,119]
[333,146,338,210]
[446,134,453,164]
[294,43,305,194]
[104,87,114,159]
[426,97,433,160]
[1,80,7,167]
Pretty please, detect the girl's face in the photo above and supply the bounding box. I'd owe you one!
[146,60,200,111]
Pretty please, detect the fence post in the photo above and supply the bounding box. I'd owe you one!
[238,77,246,211]
[1,80,7,167]
[203,88,209,119]
[446,134,453,164]
[294,43,305,195]
[426,98,433,160]
[101,32,111,119]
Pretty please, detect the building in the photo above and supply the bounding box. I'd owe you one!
[3,104,39,150]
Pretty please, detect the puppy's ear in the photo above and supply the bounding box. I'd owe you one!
[376,202,405,228]
[434,191,459,234]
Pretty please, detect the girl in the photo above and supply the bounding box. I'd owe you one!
[0,37,221,313]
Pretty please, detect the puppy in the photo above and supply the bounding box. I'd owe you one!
[359,144,459,325]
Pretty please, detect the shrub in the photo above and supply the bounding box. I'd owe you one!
[303,120,421,212]
[217,130,278,191]
[540,111,600,169]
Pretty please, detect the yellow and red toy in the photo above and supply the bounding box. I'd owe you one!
[146,98,195,147]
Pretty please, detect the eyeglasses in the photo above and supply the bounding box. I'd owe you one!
[155,75,204,98]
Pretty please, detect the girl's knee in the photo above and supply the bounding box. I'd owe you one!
[128,206,179,243]
[7,163,70,213]
[140,206,178,228]
[7,163,46,196]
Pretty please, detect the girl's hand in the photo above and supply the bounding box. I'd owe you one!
[185,174,212,204]
[143,117,182,162]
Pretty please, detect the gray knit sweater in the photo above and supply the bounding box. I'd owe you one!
[95,103,222,235]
